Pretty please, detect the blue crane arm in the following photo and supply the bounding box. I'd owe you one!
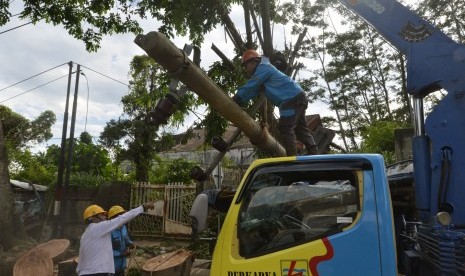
[339,0,465,225]
[338,0,465,96]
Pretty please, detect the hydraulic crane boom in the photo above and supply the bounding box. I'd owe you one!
[340,0,465,226]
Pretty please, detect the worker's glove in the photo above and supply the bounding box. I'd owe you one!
[128,243,136,250]
[143,202,155,212]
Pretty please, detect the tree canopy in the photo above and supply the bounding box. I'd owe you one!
[3,0,464,166]
[0,105,56,150]
[100,55,200,182]
[1,0,235,51]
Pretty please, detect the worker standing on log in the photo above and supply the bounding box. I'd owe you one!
[232,49,319,156]
[77,203,154,276]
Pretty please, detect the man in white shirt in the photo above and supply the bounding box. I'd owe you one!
[76,203,154,276]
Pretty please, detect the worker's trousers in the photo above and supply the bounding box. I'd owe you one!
[278,92,317,156]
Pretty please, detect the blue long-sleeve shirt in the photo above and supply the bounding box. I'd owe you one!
[235,57,303,116]
[111,224,133,272]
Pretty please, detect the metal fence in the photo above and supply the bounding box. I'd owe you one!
[129,182,196,238]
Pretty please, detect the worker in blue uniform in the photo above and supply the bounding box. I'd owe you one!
[108,205,136,276]
[232,49,318,156]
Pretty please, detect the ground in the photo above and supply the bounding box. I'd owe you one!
[1,238,211,276]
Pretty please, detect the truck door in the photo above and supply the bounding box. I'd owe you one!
[212,155,396,275]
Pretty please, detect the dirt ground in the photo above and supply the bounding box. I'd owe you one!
[1,238,210,276]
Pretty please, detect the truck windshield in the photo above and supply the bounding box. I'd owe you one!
[238,166,360,257]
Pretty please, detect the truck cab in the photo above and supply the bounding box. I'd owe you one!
[192,154,397,275]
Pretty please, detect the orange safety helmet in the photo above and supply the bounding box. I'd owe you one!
[242,49,260,65]
[83,204,106,221]
[108,205,126,219]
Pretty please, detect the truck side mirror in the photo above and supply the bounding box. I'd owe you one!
[190,194,208,236]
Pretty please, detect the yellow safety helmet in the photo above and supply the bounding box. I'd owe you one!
[83,204,106,221]
[108,205,126,219]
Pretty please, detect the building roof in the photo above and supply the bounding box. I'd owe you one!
[167,114,323,153]
[11,179,48,192]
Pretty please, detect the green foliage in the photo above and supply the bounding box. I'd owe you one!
[101,55,201,182]
[200,110,228,145]
[137,0,233,46]
[1,0,235,51]
[69,171,105,188]
[1,105,57,185]
[0,105,56,150]
[73,135,111,177]
[8,149,56,186]
[80,131,93,144]
[153,133,176,152]
[45,132,111,178]
[415,0,465,44]
[359,120,405,164]
[151,158,197,184]
[201,57,247,143]
[13,0,142,52]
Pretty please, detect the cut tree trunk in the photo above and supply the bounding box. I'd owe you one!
[141,250,194,276]
[32,239,70,262]
[13,249,53,276]
[13,239,71,276]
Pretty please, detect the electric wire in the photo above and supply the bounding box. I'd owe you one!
[80,71,90,132]
[0,62,68,93]
[1,62,129,147]
[0,21,33,35]
[80,64,129,87]
[1,62,128,104]
[0,73,70,103]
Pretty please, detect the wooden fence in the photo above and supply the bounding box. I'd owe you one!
[129,182,196,238]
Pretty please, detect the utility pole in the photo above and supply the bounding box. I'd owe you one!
[52,61,73,238]
[59,64,81,237]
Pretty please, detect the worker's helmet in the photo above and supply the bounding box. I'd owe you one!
[108,205,126,219]
[242,49,260,65]
[83,204,106,221]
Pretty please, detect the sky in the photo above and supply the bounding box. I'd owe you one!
[0,2,329,153]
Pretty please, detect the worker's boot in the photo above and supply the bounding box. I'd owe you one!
[306,145,319,155]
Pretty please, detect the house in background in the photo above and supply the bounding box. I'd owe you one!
[11,179,48,232]
[159,114,334,188]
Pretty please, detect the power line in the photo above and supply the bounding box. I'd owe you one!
[0,62,68,93]
[0,73,70,103]
[0,21,33,35]
[80,71,90,132]
[0,62,128,105]
[80,64,129,87]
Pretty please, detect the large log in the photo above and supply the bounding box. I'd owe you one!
[33,239,70,262]
[134,32,286,157]
[141,250,194,276]
[13,239,70,276]
[13,249,53,276]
